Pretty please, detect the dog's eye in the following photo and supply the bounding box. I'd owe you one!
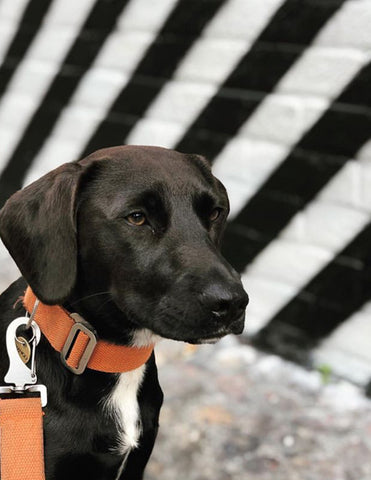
[126,212,147,226]
[210,208,222,222]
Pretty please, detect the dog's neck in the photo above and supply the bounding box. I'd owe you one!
[64,296,160,349]
[23,287,157,375]
[63,288,147,347]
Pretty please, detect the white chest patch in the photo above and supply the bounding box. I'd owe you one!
[104,365,146,454]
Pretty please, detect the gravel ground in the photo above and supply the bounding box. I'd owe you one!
[145,337,371,480]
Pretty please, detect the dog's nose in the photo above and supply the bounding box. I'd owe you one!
[200,282,249,322]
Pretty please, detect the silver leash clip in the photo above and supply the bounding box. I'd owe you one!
[0,313,48,407]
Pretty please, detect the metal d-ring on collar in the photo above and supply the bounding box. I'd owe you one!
[26,298,40,330]
[13,298,40,347]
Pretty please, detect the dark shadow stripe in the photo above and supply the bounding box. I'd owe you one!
[252,222,371,364]
[365,381,371,398]
[222,60,371,273]
[78,0,227,158]
[175,0,346,158]
[0,0,130,207]
[0,0,54,98]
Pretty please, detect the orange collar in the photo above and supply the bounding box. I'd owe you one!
[23,287,154,375]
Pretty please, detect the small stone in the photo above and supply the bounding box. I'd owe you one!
[283,435,295,448]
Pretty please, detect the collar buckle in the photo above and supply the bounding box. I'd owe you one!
[60,314,97,375]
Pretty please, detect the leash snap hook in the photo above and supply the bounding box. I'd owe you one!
[0,316,47,407]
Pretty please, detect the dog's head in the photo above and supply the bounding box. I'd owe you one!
[0,146,248,344]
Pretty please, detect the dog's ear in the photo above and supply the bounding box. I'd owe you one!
[0,162,84,305]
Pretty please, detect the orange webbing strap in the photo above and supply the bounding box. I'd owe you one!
[23,287,154,373]
[0,397,45,480]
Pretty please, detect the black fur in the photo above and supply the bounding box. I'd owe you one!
[0,146,248,479]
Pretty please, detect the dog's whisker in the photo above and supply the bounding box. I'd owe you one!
[95,297,115,312]
[69,291,111,306]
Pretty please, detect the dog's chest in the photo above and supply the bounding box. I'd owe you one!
[105,366,145,454]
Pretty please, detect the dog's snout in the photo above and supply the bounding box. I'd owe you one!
[200,282,249,322]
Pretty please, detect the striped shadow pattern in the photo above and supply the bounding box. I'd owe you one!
[0,0,371,389]
[0,0,131,205]
[0,0,53,97]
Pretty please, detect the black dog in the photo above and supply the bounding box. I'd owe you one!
[0,146,248,479]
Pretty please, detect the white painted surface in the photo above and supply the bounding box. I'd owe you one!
[24,0,178,185]
[1,0,371,387]
[126,0,285,147]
